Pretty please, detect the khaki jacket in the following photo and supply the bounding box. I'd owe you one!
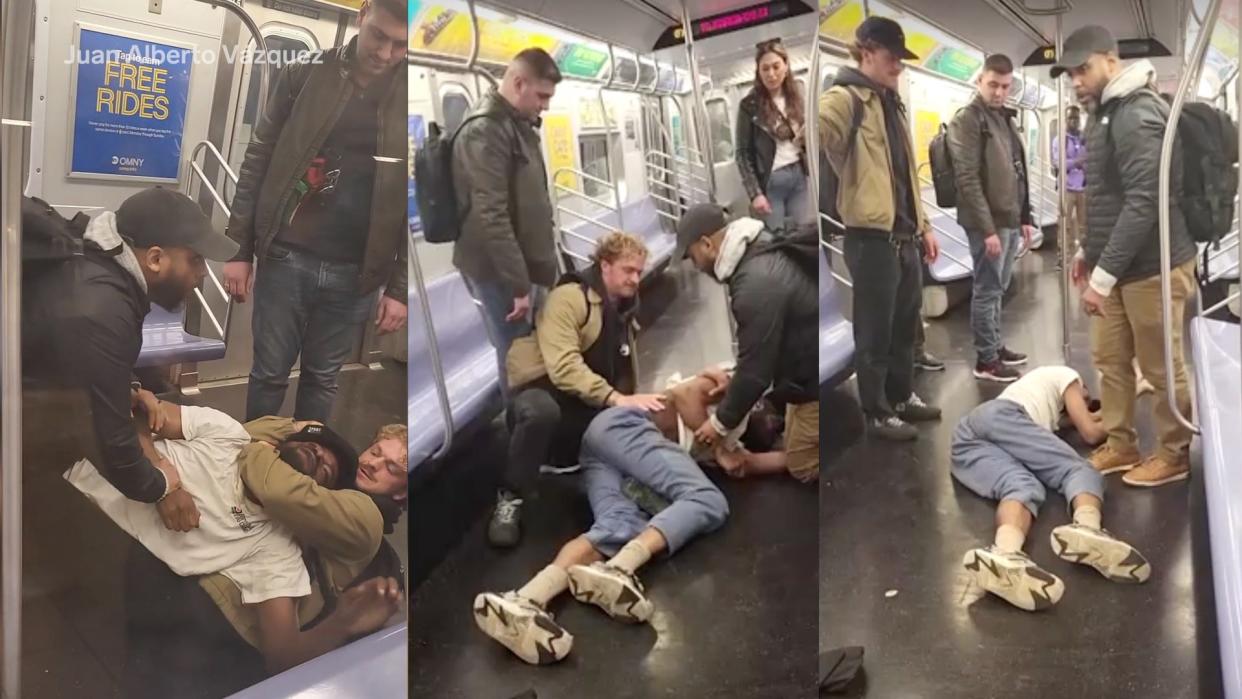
[506,280,638,406]
[818,84,928,235]
[198,417,383,648]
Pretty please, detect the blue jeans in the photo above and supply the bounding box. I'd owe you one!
[462,275,545,397]
[951,400,1104,517]
[246,243,374,422]
[763,163,809,234]
[582,408,729,557]
[968,227,1021,363]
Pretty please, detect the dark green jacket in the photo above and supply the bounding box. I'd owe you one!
[948,95,1033,235]
[226,36,407,300]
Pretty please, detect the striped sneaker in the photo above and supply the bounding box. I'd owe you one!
[962,546,1065,611]
[472,591,573,665]
[566,562,654,623]
[1050,524,1151,583]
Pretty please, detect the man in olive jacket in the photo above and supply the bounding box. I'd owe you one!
[948,53,1037,383]
[488,233,667,548]
[819,17,942,442]
[452,48,564,390]
[675,203,820,482]
[222,0,408,424]
[1053,25,1198,487]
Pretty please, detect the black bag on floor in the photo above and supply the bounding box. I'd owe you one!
[820,646,865,694]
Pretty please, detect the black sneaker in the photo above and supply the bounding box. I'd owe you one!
[895,393,941,422]
[998,346,1028,367]
[974,360,1021,383]
[914,351,946,372]
[868,415,918,441]
[487,491,523,548]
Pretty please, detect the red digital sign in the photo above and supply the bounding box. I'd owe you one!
[653,0,812,50]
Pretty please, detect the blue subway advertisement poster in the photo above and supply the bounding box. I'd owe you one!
[69,27,193,181]
[409,114,425,233]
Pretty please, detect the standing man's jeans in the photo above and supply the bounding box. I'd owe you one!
[1066,192,1087,246]
[462,274,545,397]
[968,227,1022,364]
[842,234,922,418]
[581,407,729,557]
[951,400,1104,516]
[763,163,809,234]
[247,243,374,423]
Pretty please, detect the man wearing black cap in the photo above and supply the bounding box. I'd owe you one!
[1051,25,1197,487]
[23,186,240,531]
[674,203,820,482]
[818,16,943,442]
[65,400,402,682]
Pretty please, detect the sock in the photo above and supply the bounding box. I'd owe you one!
[994,524,1027,553]
[607,540,653,574]
[1073,505,1102,530]
[516,565,569,608]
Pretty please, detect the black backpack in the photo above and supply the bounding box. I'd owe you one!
[20,196,97,269]
[413,114,501,243]
[928,105,991,209]
[819,88,863,238]
[1177,101,1237,247]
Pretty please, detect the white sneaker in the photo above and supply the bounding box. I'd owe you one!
[472,591,573,664]
[539,464,582,475]
[1050,523,1151,583]
[962,546,1064,611]
[566,562,654,623]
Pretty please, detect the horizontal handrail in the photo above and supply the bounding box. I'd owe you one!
[186,140,238,344]
[645,188,689,211]
[644,174,709,201]
[1202,288,1240,316]
[818,238,853,288]
[556,205,618,231]
[553,167,618,191]
[559,226,611,247]
[558,242,592,262]
[553,185,620,212]
[1207,258,1239,283]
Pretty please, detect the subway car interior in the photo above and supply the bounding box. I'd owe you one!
[818,0,1240,697]
[407,0,819,695]
[1,1,407,697]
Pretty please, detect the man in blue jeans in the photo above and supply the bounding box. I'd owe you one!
[471,407,729,664]
[948,53,1035,383]
[222,1,410,422]
[952,366,1150,612]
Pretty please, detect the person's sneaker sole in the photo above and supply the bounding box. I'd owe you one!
[869,426,918,442]
[915,362,946,372]
[973,368,1021,383]
[1093,456,1142,476]
[540,464,582,475]
[962,548,1064,612]
[472,592,573,665]
[566,565,653,623]
[1000,357,1029,367]
[897,409,942,423]
[1050,525,1151,583]
[1121,469,1190,487]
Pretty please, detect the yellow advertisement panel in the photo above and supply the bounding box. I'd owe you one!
[544,113,577,189]
[411,6,560,63]
[913,109,941,172]
[819,1,865,43]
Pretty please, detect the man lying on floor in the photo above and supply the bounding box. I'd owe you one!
[473,404,730,665]
[951,366,1151,612]
[65,393,405,674]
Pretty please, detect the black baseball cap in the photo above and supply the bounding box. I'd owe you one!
[115,186,239,261]
[675,203,729,260]
[285,424,359,489]
[856,16,918,61]
[1050,25,1117,78]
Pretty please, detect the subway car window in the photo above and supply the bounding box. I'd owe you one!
[441,90,470,133]
[2,1,408,697]
[706,97,734,163]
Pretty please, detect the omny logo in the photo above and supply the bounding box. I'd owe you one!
[110,155,146,172]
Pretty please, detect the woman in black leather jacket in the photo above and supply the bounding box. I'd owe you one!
[734,39,808,234]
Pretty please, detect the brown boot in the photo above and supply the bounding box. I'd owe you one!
[1089,444,1142,475]
[1122,454,1191,487]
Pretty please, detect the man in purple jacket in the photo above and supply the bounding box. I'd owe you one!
[1051,105,1087,245]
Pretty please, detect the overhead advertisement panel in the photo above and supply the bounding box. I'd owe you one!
[819,0,984,84]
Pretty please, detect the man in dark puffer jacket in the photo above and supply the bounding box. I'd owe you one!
[674,203,820,483]
[1052,25,1197,487]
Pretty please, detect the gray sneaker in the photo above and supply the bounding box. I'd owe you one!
[487,491,523,548]
[895,393,941,422]
[868,415,918,441]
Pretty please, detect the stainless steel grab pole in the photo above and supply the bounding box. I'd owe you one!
[1,1,35,695]
[680,2,717,201]
[1055,14,1071,364]
[194,0,269,114]
[1159,0,1222,435]
[807,34,822,225]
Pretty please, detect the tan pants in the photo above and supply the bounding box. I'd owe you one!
[1090,261,1196,461]
[785,401,820,483]
[1066,191,1087,246]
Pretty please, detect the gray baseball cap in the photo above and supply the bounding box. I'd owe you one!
[1050,25,1118,78]
[674,203,729,260]
[115,186,239,261]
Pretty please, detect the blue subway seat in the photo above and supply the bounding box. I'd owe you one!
[819,248,854,387]
[1190,317,1242,699]
[135,305,225,368]
[562,197,677,275]
[225,623,406,698]
[926,212,974,283]
[407,270,501,471]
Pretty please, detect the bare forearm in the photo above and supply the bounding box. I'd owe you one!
[263,614,353,675]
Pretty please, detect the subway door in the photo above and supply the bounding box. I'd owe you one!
[706,88,746,215]
[194,9,346,384]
